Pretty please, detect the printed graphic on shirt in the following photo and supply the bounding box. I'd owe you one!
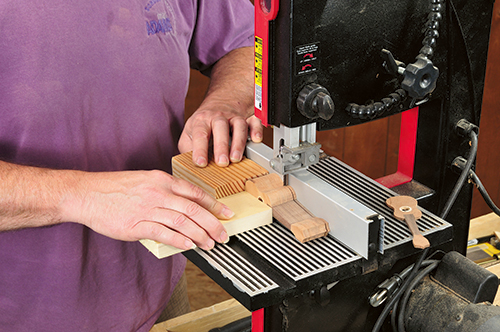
[144,0,174,36]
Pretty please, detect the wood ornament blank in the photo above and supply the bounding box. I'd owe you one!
[141,191,272,259]
[172,152,269,199]
[245,173,330,243]
[386,195,430,249]
[245,173,296,207]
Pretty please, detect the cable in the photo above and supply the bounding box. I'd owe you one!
[440,130,478,220]
[396,261,439,331]
[387,260,439,332]
[470,170,500,217]
[371,247,429,332]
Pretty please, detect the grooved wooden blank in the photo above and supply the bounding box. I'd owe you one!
[246,173,330,243]
[172,152,269,199]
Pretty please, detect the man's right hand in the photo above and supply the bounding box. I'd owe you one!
[64,170,232,250]
[0,161,231,251]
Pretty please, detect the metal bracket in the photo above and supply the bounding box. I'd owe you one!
[270,123,321,175]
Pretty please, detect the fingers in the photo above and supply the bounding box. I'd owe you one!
[229,117,248,163]
[177,131,192,154]
[150,207,218,250]
[211,116,230,166]
[133,221,197,251]
[181,111,263,168]
[129,175,232,251]
[167,178,232,246]
[170,178,234,221]
[247,115,264,143]
[190,121,211,167]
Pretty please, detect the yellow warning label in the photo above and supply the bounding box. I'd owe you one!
[254,36,263,110]
[254,36,263,87]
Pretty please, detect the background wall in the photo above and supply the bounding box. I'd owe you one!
[184,2,500,219]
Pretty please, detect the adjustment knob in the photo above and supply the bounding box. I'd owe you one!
[401,55,439,99]
[297,83,335,120]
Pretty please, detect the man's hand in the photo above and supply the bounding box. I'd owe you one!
[179,113,262,167]
[178,47,263,167]
[0,161,232,251]
[64,170,232,250]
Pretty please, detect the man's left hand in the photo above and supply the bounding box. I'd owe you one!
[179,110,262,167]
[178,47,263,167]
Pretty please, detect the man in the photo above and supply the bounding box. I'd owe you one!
[0,0,261,331]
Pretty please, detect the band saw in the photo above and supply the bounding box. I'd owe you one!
[183,0,500,331]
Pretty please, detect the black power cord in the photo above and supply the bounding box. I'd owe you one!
[440,130,478,219]
[469,170,500,217]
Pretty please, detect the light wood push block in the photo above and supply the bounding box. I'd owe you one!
[246,173,330,243]
[141,152,272,259]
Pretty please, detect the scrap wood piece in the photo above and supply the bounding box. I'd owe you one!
[141,191,272,259]
[245,173,330,243]
[150,299,250,332]
[469,213,500,241]
[172,151,268,199]
[386,195,430,249]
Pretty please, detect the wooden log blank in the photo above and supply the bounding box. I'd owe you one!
[245,174,330,243]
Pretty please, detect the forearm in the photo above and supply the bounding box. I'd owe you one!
[0,160,229,250]
[0,160,81,231]
[201,46,255,118]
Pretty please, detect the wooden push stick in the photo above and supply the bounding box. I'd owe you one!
[386,196,430,249]
[246,173,330,243]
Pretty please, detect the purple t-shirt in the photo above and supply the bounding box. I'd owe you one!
[0,0,253,331]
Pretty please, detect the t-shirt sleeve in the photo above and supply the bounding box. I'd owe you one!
[189,0,254,75]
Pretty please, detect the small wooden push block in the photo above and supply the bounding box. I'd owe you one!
[246,173,330,243]
[141,191,272,259]
[172,152,269,199]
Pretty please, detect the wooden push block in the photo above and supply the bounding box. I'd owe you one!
[172,151,268,199]
[141,191,272,259]
[245,173,330,243]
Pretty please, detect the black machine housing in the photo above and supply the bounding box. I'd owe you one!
[266,0,493,253]
[254,0,496,331]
